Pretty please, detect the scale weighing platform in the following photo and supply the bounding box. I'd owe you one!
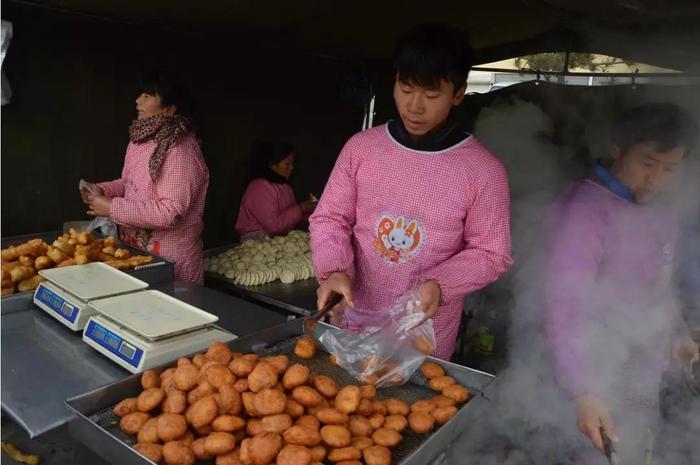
[33,262,149,331]
[83,290,236,373]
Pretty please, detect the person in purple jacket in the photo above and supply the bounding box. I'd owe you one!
[544,103,699,464]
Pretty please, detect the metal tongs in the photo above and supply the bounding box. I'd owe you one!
[601,427,622,465]
[303,292,343,334]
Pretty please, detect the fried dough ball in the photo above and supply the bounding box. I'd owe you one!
[233,379,250,393]
[442,384,470,403]
[174,364,200,391]
[120,412,151,434]
[241,353,259,363]
[296,415,321,431]
[157,413,188,441]
[141,370,161,389]
[213,415,246,432]
[306,397,331,417]
[408,411,435,434]
[261,414,293,433]
[286,399,305,418]
[114,397,138,417]
[162,441,195,465]
[229,357,256,378]
[383,415,408,432]
[187,381,216,405]
[431,406,458,425]
[363,445,391,465]
[192,353,208,367]
[371,428,402,448]
[385,399,409,416]
[292,386,324,407]
[242,392,261,417]
[368,413,385,430]
[248,432,283,465]
[431,395,457,408]
[310,446,327,462]
[194,424,212,436]
[177,357,192,367]
[315,408,349,425]
[260,355,289,374]
[247,418,264,436]
[420,362,444,379]
[277,444,312,465]
[360,384,376,399]
[137,417,159,443]
[371,400,387,415]
[412,337,435,355]
[248,362,279,393]
[335,386,361,414]
[350,436,374,450]
[294,336,317,359]
[191,437,213,461]
[329,354,339,365]
[284,425,322,447]
[137,388,166,412]
[311,375,338,398]
[216,450,244,465]
[348,415,374,437]
[163,389,187,414]
[428,376,455,392]
[283,364,310,389]
[320,425,351,448]
[206,364,236,388]
[239,438,253,465]
[188,395,219,428]
[219,383,243,416]
[328,446,361,462]
[411,399,435,414]
[205,432,237,455]
[253,388,287,415]
[207,341,233,365]
[357,398,373,417]
[135,443,163,463]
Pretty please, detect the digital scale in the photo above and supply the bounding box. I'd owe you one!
[83,290,236,373]
[33,262,149,331]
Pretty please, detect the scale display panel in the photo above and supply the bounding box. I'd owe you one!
[34,283,79,323]
[84,319,144,368]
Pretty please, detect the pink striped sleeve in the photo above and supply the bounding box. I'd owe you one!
[97,179,125,198]
[309,141,358,283]
[246,181,303,236]
[421,157,512,303]
[109,139,204,229]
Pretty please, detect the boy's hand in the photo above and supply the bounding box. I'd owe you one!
[575,394,619,454]
[317,272,353,310]
[419,280,441,319]
[86,194,112,217]
[673,336,700,365]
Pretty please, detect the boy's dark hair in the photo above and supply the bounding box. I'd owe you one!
[138,71,194,118]
[612,103,698,155]
[392,23,473,93]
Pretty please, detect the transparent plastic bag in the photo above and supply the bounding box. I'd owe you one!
[318,289,436,387]
[79,179,118,237]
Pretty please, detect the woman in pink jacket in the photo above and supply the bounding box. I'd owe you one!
[235,140,316,241]
[82,72,209,284]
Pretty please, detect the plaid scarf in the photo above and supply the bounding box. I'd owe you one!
[129,114,192,182]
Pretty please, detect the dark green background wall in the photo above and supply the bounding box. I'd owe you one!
[1,3,363,247]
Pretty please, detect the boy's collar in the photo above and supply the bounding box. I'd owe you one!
[592,161,636,203]
[388,117,470,152]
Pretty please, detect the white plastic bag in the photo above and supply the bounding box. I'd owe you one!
[79,179,118,237]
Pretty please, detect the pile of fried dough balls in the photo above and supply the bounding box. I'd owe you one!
[114,337,470,465]
[1,229,153,296]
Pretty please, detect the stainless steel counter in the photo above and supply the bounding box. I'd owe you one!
[0,282,288,438]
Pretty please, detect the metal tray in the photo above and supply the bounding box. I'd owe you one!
[66,319,496,465]
[204,244,317,316]
[2,231,174,297]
